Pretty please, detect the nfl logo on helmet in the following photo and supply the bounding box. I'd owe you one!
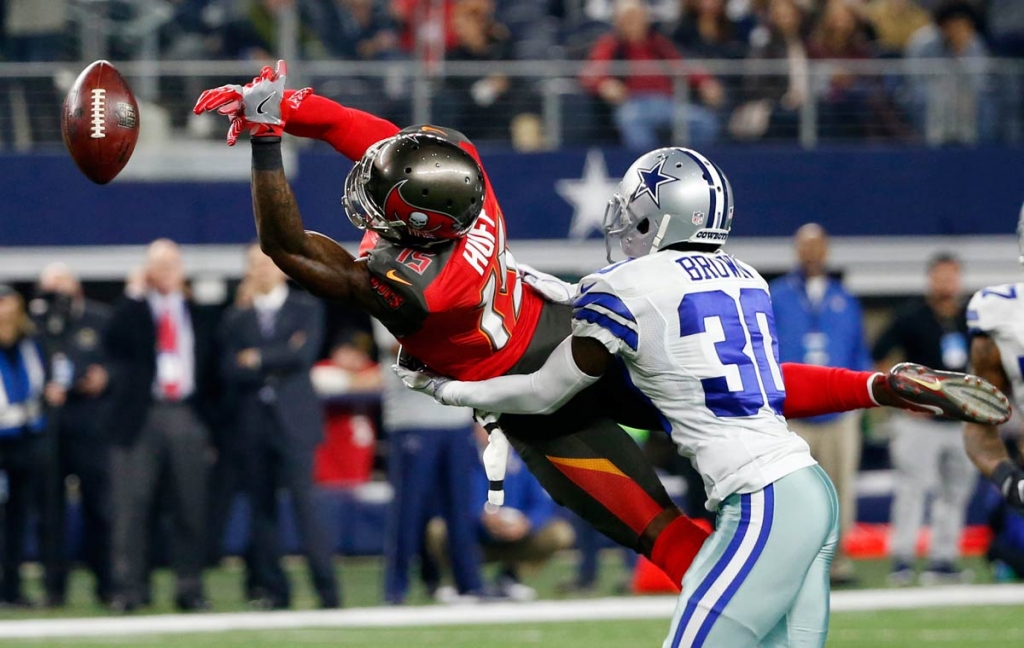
[692,211,705,225]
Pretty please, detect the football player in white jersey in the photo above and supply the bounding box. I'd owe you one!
[396,148,1010,647]
[963,202,1024,516]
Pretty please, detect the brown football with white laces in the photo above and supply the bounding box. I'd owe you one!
[61,60,140,184]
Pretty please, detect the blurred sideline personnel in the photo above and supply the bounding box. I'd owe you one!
[30,264,113,606]
[219,244,340,609]
[193,61,1002,590]
[872,252,974,586]
[398,148,1010,647]
[770,224,869,585]
[425,427,576,601]
[373,321,484,604]
[963,202,1024,579]
[105,240,218,612]
[0,285,63,606]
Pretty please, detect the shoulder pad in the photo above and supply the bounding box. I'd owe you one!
[968,284,1021,335]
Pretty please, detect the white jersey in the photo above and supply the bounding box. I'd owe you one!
[573,250,814,510]
[967,283,1024,412]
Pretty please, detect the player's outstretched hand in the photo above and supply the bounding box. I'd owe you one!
[393,364,453,404]
[518,263,578,305]
[873,362,1011,425]
[993,461,1024,513]
[193,60,312,145]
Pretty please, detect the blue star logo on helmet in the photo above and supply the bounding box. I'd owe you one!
[631,159,678,208]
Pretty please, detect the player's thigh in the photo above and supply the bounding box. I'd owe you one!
[760,540,835,648]
[666,466,838,648]
[502,413,675,554]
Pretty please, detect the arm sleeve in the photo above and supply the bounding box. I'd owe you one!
[571,278,638,356]
[440,337,599,414]
[283,92,401,160]
[781,363,881,419]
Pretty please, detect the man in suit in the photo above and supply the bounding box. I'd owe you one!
[220,243,340,609]
[105,239,218,612]
[31,263,114,606]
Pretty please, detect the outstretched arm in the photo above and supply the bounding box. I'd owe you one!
[251,138,382,314]
[963,335,1024,511]
[963,335,1014,476]
[400,336,609,414]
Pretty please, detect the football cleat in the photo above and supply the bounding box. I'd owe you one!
[886,362,1011,425]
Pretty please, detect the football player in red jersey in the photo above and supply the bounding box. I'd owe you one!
[194,62,1009,588]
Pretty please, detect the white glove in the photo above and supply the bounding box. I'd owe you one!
[392,364,453,403]
[518,263,578,305]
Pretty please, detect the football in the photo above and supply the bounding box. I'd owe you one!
[61,60,140,185]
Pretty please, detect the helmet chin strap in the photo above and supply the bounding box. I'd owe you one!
[649,214,673,254]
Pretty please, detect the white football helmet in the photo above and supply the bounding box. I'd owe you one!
[603,147,735,261]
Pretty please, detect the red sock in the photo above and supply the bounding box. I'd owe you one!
[780,363,879,419]
[649,515,712,588]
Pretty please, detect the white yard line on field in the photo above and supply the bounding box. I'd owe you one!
[0,585,1022,639]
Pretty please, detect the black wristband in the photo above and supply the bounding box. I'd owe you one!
[488,480,504,492]
[251,137,283,171]
[991,460,1018,493]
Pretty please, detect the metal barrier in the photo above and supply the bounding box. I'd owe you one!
[0,58,1021,150]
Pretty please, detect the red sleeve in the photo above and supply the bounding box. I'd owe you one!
[580,35,618,95]
[781,363,880,419]
[283,91,401,161]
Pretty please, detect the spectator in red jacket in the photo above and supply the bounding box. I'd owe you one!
[581,0,724,148]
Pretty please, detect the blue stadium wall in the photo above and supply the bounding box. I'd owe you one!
[3,146,1023,246]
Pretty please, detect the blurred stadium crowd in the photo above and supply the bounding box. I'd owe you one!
[1,0,1023,147]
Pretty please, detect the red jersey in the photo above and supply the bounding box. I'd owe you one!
[285,95,543,381]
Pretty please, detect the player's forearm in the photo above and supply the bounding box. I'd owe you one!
[963,422,1012,479]
[440,338,599,414]
[284,93,400,160]
[251,138,308,258]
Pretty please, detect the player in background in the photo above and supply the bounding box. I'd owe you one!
[963,202,1024,519]
[397,148,1011,647]
[194,62,1009,592]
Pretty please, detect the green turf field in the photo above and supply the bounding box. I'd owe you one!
[2,606,1022,648]
[0,554,997,619]
[0,555,1017,647]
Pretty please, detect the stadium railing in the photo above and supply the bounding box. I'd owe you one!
[0,58,1021,151]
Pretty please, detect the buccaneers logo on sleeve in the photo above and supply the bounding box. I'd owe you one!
[383,180,461,240]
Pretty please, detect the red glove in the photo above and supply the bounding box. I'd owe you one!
[193,60,313,146]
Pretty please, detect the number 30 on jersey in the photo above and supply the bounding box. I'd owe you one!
[679,288,785,418]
